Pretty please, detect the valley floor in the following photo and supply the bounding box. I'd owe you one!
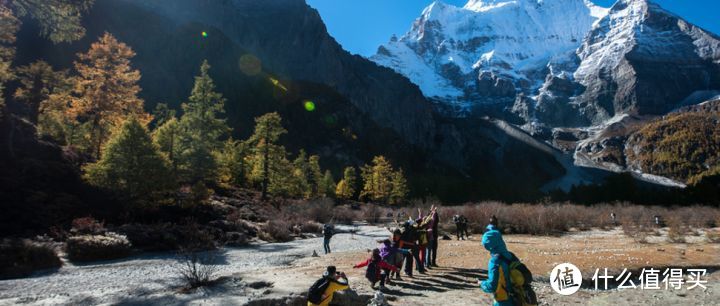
[0,225,718,305]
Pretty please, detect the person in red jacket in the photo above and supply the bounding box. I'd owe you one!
[353,248,398,291]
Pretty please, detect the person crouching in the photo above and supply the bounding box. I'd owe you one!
[353,248,399,291]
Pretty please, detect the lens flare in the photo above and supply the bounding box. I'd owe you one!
[269,77,288,91]
[304,101,316,112]
[201,31,208,38]
[239,54,262,76]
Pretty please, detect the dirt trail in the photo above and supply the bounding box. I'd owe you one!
[1,226,718,305]
[248,227,720,305]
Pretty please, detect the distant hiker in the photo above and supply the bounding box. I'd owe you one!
[379,239,408,282]
[654,215,662,227]
[479,229,538,306]
[426,205,439,267]
[322,223,335,254]
[453,214,468,240]
[353,248,398,291]
[307,266,349,306]
[610,212,617,226]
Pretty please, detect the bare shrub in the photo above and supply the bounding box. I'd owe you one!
[667,226,686,243]
[362,204,390,224]
[0,239,62,279]
[707,230,720,243]
[299,221,322,234]
[333,206,359,225]
[306,198,335,223]
[66,232,132,262]
[622,224,649,243]
[259,220,293,242]
[71,216,105,235]
[176,250,220,289]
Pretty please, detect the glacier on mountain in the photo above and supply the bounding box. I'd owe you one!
[371,0,607,113]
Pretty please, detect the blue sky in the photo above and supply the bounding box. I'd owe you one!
[306,0,720,56]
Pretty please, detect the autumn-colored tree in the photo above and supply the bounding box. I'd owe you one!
[390,169,409,204]
[83,116,173,206]
[177,60,229,183]
[70,32,149,159]
[360,156,396,203]
[335,166,357,200]
[14,61,69,124]
[246,112,287,199]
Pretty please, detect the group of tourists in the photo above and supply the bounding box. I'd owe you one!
[308,209,537,306]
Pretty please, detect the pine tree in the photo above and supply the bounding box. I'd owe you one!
[152,102,175,128]
[14,61,69,124]
[291,150,311,198]
[360,156,395,203]
[217,138,247,186]
[246,112,287,199]
[177,60,230,183]
[9,0,94,43]
[0,5,19,118]
[336,166,356,200]
[153,117,181,173]
[70,32,148,159]
[319,170,336,198]
[83,116,173,206]
[390,169,409,205]
[308,155,323,197]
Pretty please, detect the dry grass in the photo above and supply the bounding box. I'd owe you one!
[0,239,62,279]
[66,232,133,262]
[417,202,720,236]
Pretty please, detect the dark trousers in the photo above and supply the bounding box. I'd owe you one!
[456,224,468,239]
[323,237,331,254]
[401,245,423,275]
[426,237,438,266]
[372,271,387,288]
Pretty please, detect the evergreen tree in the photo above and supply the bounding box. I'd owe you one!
[319,170,336,198]
[291,150,311,198]
[217,138,247,186]
[152,102,175,128]
[177,60,230,183]
[14,61,69,124]
[246,112,287,199]
[0,5,19,118]
[9,0,94,43]
[335,166,357,200]
[83,116,173,206]
[390,169,409,205]
[153,117,181,173]
[70,32,148,158]
[360,156,395,203]
[308,155,323,197]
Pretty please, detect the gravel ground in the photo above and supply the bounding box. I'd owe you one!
[0,224,388,305]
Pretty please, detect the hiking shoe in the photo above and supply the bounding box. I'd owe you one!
[379,285,387,291]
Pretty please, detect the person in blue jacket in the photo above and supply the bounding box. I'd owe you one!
[479,229,514,306]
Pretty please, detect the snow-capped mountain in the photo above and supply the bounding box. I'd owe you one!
[371,0,607,115]
[372,0,720,129]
